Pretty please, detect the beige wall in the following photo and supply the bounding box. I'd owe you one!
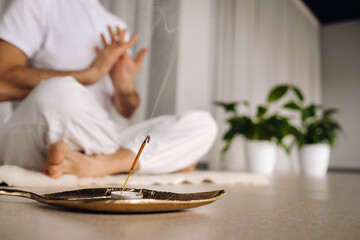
[322,20,360,169]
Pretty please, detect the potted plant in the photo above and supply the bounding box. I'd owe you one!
[282,88,342,177]
[215,85,299,175]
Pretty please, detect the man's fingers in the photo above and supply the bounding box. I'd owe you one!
[102,26,133,49]
[115,26,121,34]
[126,34,138,48]
[101,33,107,47]
[116,26,121,41]
[113,34,138,56]
[107,25,116,42]
[94,46,101,54]
[121,30,126,45]
[135,48,148,68]
[116,26,125,45]
[112,34,137,55]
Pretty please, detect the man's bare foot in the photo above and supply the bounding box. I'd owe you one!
[41,141,135,179]
[176,163,197,173]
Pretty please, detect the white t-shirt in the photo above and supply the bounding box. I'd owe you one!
[0,0,128,112]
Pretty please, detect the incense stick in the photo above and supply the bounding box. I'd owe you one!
[120,135,151,195]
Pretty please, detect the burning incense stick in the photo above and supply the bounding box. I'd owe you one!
[120,135,151,195]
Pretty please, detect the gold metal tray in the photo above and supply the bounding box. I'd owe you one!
[0,187,226,213]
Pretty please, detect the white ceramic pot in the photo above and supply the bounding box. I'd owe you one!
[299,144,330,177]
[246,140,277,175]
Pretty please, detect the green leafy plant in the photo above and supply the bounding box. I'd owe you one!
[215,85,302,160]
[282,88,342,148]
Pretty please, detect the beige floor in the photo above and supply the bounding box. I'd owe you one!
[0,172,359,240]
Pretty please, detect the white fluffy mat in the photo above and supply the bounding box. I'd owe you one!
[0,165,269,187]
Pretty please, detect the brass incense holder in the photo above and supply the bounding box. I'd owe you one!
[0,187,225,213]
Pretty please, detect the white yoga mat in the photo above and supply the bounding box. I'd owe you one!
[0,165,269,187]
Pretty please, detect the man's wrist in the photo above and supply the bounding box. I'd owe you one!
[113,89,140,118]
[73,67,99,85]
[114,82,137,95]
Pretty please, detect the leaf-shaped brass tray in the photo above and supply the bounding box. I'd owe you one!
[0,187,225,213]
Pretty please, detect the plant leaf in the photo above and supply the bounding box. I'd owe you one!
[223,128,236,140]
[279,142,290,154]
[302,104,316,121]
[220,138,234,161]
[291,86,304,102]
[267,85,288,103]
[288,126,305,147]
[283,101,301,111]
[214,101,238,113]
[256,106,267,120]
[323,108,338,118]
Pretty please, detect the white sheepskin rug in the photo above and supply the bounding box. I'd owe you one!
[0,165,269,187]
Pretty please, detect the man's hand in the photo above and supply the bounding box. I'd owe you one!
[84,26,139,85]
[108,26,147,93]
[99,26,147,118]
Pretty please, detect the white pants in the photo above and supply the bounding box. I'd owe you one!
[0,77,218,173]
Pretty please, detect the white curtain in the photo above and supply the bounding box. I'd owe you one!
[208,0,321,173]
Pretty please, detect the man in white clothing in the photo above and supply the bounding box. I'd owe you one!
[0,0,217,178]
